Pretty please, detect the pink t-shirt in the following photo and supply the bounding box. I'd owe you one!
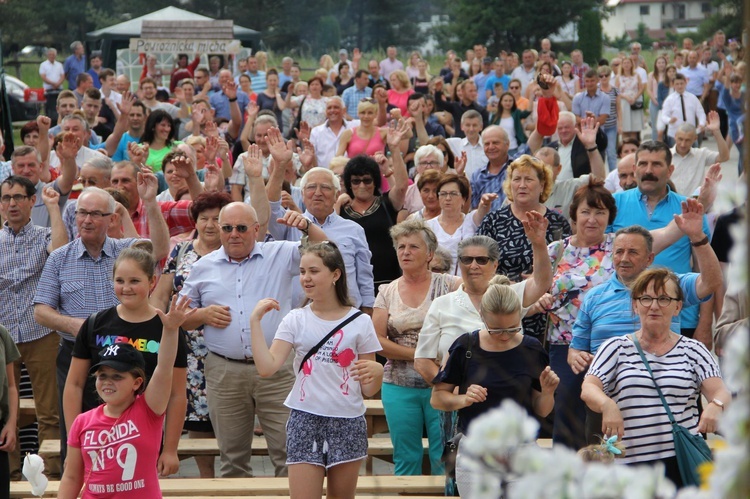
[387,89,415,117]
[68,395,165,498]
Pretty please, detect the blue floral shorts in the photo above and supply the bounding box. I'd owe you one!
[286,409,368,468]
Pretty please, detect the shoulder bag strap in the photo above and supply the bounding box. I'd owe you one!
[298,310,364,373]
[87,311,98,339]
[631,334,677,425]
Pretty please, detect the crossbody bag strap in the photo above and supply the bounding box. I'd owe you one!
[631,334,677,425]
[452,331,475,435]
[298,311,364,373]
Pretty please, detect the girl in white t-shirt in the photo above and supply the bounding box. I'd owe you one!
[251,241,383,499]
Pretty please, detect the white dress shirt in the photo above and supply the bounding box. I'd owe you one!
[446,136,487,178]
[660,91,706,137]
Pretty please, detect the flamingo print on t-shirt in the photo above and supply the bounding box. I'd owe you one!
[276,306,381,418]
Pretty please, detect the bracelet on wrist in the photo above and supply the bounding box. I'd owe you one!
[690,235,710,247]
[586,145,598,152]
[228,97,238,102]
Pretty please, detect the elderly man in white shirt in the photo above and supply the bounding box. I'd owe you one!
[670,113,729,196]
[308,97,359,168]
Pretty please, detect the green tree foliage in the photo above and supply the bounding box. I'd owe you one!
[698,0,744,40]
[439,0,599,54]
[577,9,603,65]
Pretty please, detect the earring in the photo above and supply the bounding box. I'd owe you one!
[332,280,337,286]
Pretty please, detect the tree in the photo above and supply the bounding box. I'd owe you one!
[698,0,744,40]
[439,0,599,54]
[577,9,603,65]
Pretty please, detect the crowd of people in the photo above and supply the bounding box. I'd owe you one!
[0,30,745,498]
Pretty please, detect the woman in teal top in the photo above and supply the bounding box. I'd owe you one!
[141,109,182,173]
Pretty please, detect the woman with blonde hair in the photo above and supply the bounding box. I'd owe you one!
[406,51,422,80]
[254,51,268,72]
[478,155,571,339]
[388,70,416,118]
[336,99,389,158]
[615,57,645,141]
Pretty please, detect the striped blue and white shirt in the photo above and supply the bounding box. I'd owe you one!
[588,335,720,464]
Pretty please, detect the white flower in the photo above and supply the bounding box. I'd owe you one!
[674,486,713,499]
[710,445,750,499]
[463,400,539,461]
[622,462,676,499]
[726,221,748,295]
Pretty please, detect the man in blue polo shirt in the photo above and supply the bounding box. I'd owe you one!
[571,69,610,127]
[607,140,713,342]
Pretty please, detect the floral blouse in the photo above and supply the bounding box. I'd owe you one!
[546,233,616,345]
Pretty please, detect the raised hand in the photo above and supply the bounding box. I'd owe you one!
[204,119,219,137]
[56,132,82,161]
[522,210,549,246]
[203,163,223,192]
[117,91,135,116]
[539,366,560,394]
[243,144,264,178]
[41,186,60,207]
[137,171,159,202]
[479,192,498,209]
[204,135,219,163]
[251,298,280,322]
[36,115,51,134]
[127,142,149,165]
[155,295,196,330]
[674,198,705,240]
[386,118,410,149]
[576,115,600,150]
[297,138,316,170]
[294,121,311,142]
[697,163,722,210]
[223,80,238,100]
[170,154,195,179]
[706,110,720,132]
[455,151,467,175]
[276,210,311,231]
[217,138,230,159]
[173,86,185,101]
[373,152,392,176]
[266,127,293,165]
[246,101,259,121]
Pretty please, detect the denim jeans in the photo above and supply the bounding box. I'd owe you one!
[603,125,618,173]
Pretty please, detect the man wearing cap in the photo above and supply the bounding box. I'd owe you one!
[180,187,328,477]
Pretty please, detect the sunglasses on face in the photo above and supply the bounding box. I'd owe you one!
[458,256,492,266]
[220,224,250,233]
[350,177,374,186]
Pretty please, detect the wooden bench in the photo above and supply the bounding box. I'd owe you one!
[39,437,428,460]
[18,399,37,427]
[10,475,444,497]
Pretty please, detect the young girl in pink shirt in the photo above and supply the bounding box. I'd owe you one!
[58,289,193,499]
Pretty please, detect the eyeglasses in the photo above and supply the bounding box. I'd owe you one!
[636,295,681,308]
[75,209,112,220]
[458,256,492,266]
[77,177,99,186]
[509,86,521,90]
[360,97,377,103]
[220,224,250,233]
[599,74,609,78]
[350,177,374,186]
[484,324,523,336]
[418,161,441,168]
[0,194,29,204]
[438,191,461,198]
[304,183,335,193]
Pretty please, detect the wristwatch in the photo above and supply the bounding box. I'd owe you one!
[709,398,725,411]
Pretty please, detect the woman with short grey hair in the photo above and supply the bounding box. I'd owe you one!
[372,219,459,476]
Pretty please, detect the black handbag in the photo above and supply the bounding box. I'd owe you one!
[441,332,474,479]
[632,334,712,486]
[630,99,644,110]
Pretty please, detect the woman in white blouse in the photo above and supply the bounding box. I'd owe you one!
[423,174,494,275]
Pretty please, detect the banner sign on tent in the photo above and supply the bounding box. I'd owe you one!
[129,38,241,54]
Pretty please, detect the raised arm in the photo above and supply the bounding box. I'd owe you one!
[42,187,69,252]
[705,110,730,163]
[105,91,134,157]
[36,115,51,168]
[385,119,410,210]
[575,116,606,179]
[521,211,553,307]
[54,133,80,195]
[244,145,270,234]
[223,80,243,139]
[249,299,294,377]
[137,171,170,260]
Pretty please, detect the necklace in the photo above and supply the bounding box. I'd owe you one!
[637,332,674,355]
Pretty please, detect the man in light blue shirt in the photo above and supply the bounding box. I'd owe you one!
[570,222,720,363]
[679,51,711,100]
[209,70,249,120]
[179,200,328,478]
[246,55,266,93]
[571,69,610,126]
[263,165,375,311]
[608,141,712,338]
[341,70,373,119]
